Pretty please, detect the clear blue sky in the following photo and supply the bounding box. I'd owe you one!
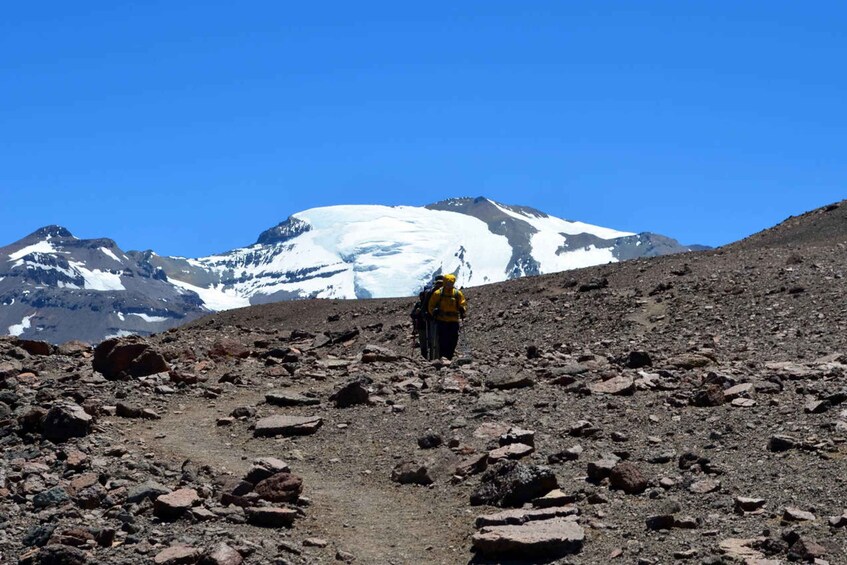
[2,1,844,256]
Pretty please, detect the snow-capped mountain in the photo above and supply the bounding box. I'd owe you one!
[1,197,701,343]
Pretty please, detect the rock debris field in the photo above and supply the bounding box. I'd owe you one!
[1,200,847,564]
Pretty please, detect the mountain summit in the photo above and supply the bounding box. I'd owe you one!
[1,198,698,343]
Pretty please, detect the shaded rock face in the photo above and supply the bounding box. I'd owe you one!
[42,403,92,442]
[470,461,558,508]
[93,337,168,379]
[254,473,303,503]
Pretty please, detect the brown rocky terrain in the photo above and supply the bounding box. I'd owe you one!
[1,200,846,564]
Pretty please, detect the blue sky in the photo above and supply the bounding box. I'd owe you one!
[2,1,844,257]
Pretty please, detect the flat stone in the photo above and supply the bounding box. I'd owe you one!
[485,369,535,390]
[735,497,766,514]
[783,507,816,522]
[153,544,201,565]
[265,390,320,407]
[154,488,199,519]
[688,479,721,494]
[731,398,757,407]
[472,518,584,557]
[127,481,171,503]
[475,506,578,527]
[473,422,511,441]
[455,453,488,477]
[303,538,328,548]
[245,506,297,528]
[589,375,635,396]
[488,443,534,462]
[723,383,753,400]
[718,538,766,560]
[254,415,322,437]
[532,489,577,508]
[500,427,535,447]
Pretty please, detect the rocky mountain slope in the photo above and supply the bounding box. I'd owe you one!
[1,197,698,344]
[0,197,847,565]
[0,199,844,564]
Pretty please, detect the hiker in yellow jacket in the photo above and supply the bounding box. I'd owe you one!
[427,273,467,359]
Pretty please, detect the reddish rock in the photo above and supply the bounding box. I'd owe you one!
[154,545,202,565]
[472,518,584,557]
[200,543,243,565]
[391,461,434,485]
[254,472,303,503]
[245,506,298,527]
[17,339,53,356]
[254,415,322,437]
[209,338,251,359]
[488,443,535,462]
[609,463,648,494]
[589,375,635,395]
[93,337,169,379]
[57,340,92,356]
[154,488,200,519]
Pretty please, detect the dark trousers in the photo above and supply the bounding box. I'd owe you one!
[436,321,460,359]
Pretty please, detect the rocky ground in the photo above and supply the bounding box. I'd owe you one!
[1,200,846,564]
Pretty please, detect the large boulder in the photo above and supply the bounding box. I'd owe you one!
[42,403,92,442]
[93,337,168,380]
[471,461,558,508]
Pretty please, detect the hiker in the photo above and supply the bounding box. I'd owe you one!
[410,275,444,359]
[427,273,467,360]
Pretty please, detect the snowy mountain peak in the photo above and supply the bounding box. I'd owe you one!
[1,198,700,343]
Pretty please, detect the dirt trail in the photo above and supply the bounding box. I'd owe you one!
[136,389,468,565]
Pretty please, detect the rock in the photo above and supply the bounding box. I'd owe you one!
[209,338,251,359]
[499,427,535,447]
[303,538,328,548]
[645,514,676,531]
[153,544,202,565]
[485,369,535,390]
[154,488,200,519]
[33,486,70,509]
[587,457,619,482]
[783,507,816,522]
[805,399,831,414]
[788,538,827,561]
[42,403,92,442]
[254,472,303,503]
[475,506,578,527]
[127,481,171,503]
[245,457,290,484]
[667,353,713,370]
[688,479,721,494]
[768,434,798,452]
[589,375,635,395]
[200,543,243,565]
[718,538,767,561]
[391,461,434,485]
[690,385,724,407]
[470,461,558,507]
[265,391,320,407]
[735,497,766,514]
[329,379,371,408]
[254,415,322,437]
[828,512,847,528]
[93,337,169,379]
[472,518,584,557]
[578,277,608,292]
[473,422,511,441]
[723,383,753,400]
[548,445,582,464]
[360,344,399,363]
[609,462,648,494]
[23,524,57,547]
[417,430,443,449]
[488,443,534,462]
[37,544,88,565]
[625,351,652,369]
[57,340,91,356]
[245,507,297,527]
[16,339,52,356]
[455,454,488,477]
[533,489,577,508]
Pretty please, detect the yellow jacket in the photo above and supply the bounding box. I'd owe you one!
[427,286,467,322]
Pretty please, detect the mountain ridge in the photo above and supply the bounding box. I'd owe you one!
[3,197,703,343]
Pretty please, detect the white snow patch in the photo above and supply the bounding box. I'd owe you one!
[100,247,123,263]
[169,279,250,311]
[68,261,125,291]
[103,330,135,340]
[128,313,170,323]
[117,312,125,321]
[9,241,57,261]
[8,314,35,337]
